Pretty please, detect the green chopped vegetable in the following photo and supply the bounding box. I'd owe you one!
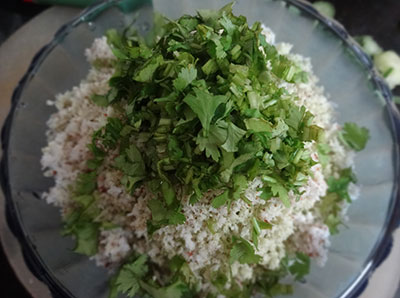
[81,0,321,226]
[393,96,400,104]
[356,35,383,57]
[91,94,109,107]
[312,1,336,18]
[317,143,331,168]
[72,221,100,256]
[327,168,357,203]
[289,252,310,281]
[230,236,262,264]
[75,172,97,195]
[252,217,272,249]
[183,88,228,136]
[374,50,400,89]
[339,122,370,151]
[317,168,357,234]
[140,280,193,298]
[110,255,149,298]
[211,190,230,208]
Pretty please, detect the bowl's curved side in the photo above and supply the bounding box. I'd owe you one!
[0,26,77,298]
[0,0,399,298]
[283,1,400,297]
[0,2,122,297]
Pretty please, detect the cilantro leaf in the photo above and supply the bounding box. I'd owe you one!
[73,221,99,256]
[133,54,164,82]
[339,122,370,151]
[221,122,246,152]
[161,182,176,206]
[286,105,306,131]
[168,212,186,225]
[327,168,356,202]
[317,143,331,168]
[147,199,186,230]
[93,117,123,150]
[232,174,248,200]
[244,118,273,133]
[271,118,289,138]
[211,271,228,291]
[202,59,219,75]
[173,66,197,91]
[167,136,184,160]
[140,280,192,298]
[211,190,229,208]
[148,199,166,222]
[111,255,149,298]
[289,252,310,281]
[115,144,146,191]
[183,88,227,135]
[317,192,343,235]
[230,236,262,264]
[325,213,342,235]
[252,217,272,249]
[196,124,227,161]
[220,11,236,35]
[270,183,290,207]
[220,153,254,183]
[72,194,94,208]
[75,172,97,195]
[317,168,356,234]
[91,94,109,107]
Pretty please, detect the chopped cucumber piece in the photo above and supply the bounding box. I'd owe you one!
[374,51,400,89]
[356,35,383,57]
[312,1,336,18]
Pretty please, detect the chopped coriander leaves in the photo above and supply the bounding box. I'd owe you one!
[327,168,357,203]
[62,201,101,256]
[110,253,196,298]
[91,94,109,107]
[183,88,228,136]
[288,252,310,281]
[317,168,357,234]
[252,217,272,249]
[173,66,198,92]
[109,254,149,298]
[75,172,97,195]
[339,122,370,151]
[140,280,193,298]
[211,190,230,208]
[72,221,100,256]
[147,199,186,233]
[230,236,262,264]
[84,1,323,218]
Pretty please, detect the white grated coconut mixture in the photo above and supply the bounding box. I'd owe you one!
[41,28,358,292]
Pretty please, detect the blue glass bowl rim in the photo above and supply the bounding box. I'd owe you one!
[0,0,399,297]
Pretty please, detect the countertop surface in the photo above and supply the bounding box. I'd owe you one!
[0,0,399,297]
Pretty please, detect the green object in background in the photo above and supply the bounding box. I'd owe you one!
[312,1,336,18]
[118,0,152,12]
[356,35,383,57]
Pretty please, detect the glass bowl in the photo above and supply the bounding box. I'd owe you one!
[1,0,399,297]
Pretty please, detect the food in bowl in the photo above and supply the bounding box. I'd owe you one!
[41,4,369,297]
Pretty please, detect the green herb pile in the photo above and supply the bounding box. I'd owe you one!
[88,2,321,228]
[60,3,369,298]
